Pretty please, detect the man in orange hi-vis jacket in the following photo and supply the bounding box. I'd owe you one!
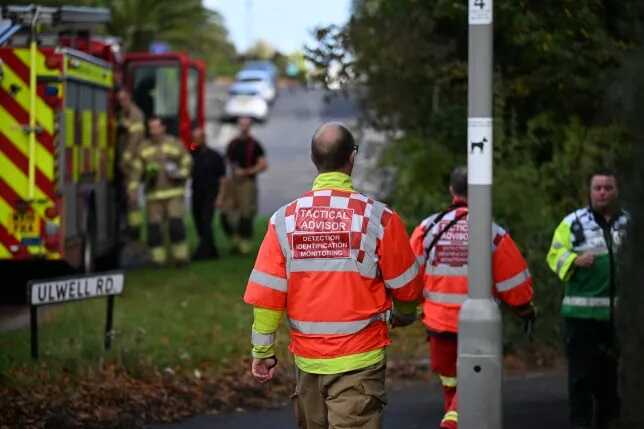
[243,122,423,429]
[409,166,536,429]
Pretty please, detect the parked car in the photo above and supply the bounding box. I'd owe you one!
[243,60,278,87]
[223,92,269,123]
[229,69,276,104]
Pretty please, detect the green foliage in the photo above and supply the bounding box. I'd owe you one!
[310,0,644,349]
[0,217,274,378]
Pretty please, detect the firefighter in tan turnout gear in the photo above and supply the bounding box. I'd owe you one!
[116,89,146,244]
[131,116,192,266]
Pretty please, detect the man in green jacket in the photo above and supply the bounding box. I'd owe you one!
[547,168,629,429]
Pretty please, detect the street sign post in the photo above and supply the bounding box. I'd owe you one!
[458,0,503,428]
[27,271,125,359]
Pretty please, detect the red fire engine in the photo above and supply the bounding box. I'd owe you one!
[0,5,205,301]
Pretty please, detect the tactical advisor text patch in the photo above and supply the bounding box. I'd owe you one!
[293,207,353,259]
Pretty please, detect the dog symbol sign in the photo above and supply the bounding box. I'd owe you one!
[468,117,492,185]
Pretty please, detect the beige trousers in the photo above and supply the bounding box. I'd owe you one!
[292,361,387,429]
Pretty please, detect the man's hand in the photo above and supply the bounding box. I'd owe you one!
[251,357,278,383]
[234,167,251,177]
[574,252,595,268]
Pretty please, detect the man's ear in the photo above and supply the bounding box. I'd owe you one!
[349,150,357,165]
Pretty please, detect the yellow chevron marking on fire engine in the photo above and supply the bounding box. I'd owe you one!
[0,196,15,257]
[1,55,54,135]
[14,48,59,78]
[0,106,54,182]
[0,242,11,258]
[0,151,48,202]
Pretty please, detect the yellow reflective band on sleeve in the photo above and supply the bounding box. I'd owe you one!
[442,411,458,423]
[146,188,185,200]
[547,220,577,281]
[440,375,458,388]
[129,122,144,133]
[251,308,283,358]
[252,344,276,359]
[254,307,283,333]
[294,348,385,375]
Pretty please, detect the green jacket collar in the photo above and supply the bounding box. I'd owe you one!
[312,172,354,191]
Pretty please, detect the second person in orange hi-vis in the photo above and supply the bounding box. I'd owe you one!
[409,166,536,429]
[243,122,423,429]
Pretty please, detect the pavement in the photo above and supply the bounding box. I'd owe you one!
[148,371,568,429]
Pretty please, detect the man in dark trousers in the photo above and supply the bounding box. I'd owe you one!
[222,117,267,254]
[547,169,629,429]
[191,127,226,260]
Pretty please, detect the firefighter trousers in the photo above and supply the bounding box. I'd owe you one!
[429,333,459,429]
[146,195,189,265]
[292,360,386,429]
[563,317,620,429]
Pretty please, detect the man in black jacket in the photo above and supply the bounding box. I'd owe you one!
[191,127,226,260]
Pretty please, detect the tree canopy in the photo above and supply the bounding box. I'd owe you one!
[308,0,644,347]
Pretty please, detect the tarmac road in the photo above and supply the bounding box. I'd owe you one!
[149,371,568,429]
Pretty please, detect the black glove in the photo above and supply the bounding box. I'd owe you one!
[389,311,417,328]
[514,303,537,340]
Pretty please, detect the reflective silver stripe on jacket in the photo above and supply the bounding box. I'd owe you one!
[385,261,419,289]
[289,258,358,273]
[427,264,468,276]
[273,205,291,260]
[423,290,467,305]
[288,312,388,335]
[556,251,574,275]
[251,330,275,346]
[249,269,288,292]
[562,296,611,308]
[496,268,531,292]
[361,201,386,258]
[417,255,426,268]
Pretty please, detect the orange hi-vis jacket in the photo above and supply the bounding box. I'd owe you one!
[244,187,422,360]
[410,201,534,334]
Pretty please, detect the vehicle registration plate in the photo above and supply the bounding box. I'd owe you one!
[8,211,40,237]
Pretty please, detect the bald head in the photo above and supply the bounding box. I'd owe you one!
[311,122,356,173]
